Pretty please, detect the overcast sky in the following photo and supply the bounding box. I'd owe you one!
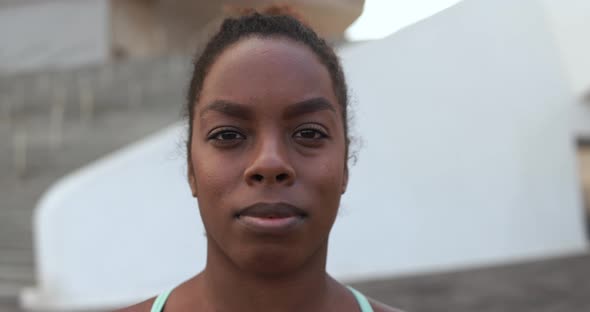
[346,0,463,41]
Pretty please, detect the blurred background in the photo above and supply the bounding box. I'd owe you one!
[1,0,589,311]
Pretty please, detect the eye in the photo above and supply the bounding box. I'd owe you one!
[293,124,329,146]
[295,129,325,139]
[207,127,246,147]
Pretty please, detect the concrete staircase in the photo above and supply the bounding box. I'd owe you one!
[0,56,192,306]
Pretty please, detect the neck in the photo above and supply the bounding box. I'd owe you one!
[198,238,334,312]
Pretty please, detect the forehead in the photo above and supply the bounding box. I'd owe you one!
[198,36,338,110]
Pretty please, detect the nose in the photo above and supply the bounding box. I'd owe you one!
[244,135,295,186]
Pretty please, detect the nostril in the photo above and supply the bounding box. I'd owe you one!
[276,173,289,182]
[248,173,292,184]
[252,174,264,182]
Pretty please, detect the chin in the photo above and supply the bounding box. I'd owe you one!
[240,245,307,275]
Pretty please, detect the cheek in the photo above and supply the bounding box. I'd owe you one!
[301,156,345,200]
[191,148,242,210]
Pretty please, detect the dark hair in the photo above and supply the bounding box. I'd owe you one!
[186,10,350,169]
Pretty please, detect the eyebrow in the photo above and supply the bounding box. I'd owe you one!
[200,100,254,120]
[199,97,336,120]
[283,97,336,119]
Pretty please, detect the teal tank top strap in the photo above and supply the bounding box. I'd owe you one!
[150,289,173,312]
[150,287,372,312]
[347,286,374,312]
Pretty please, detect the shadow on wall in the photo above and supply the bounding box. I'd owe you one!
[577,139,590,239]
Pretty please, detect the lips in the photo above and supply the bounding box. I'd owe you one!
[235,202,307,234]
[236,202,307,218]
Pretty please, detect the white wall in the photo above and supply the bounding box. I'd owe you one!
[541,0,590,99]
[0,0,108,74]
[333,0,588,277]
[22,0,590,310]
[23,126,202,311]
[574,104,590,138]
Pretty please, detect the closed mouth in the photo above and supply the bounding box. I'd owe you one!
[235,202,308,234]
[235,202,308,219]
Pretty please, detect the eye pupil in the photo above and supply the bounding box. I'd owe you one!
[220,132,238,140]
[300,130,317,139]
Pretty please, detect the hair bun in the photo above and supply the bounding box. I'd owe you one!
[223,3,309,26]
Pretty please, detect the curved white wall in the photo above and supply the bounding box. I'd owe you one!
[21,0,590,310]
[542,0,590,99]
[334,0,588,277]
[22,125,203,310]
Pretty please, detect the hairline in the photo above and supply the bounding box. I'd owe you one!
[192,33,345,110]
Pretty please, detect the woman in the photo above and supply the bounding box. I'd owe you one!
[118,7,401,312]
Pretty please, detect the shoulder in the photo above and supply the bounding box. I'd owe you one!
[370,298,406,312]
[112,297,156,312]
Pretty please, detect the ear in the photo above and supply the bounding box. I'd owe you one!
[188,163,198,198]
[341,165,349,194]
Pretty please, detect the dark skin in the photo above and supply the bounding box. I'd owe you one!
[117,37,400,312]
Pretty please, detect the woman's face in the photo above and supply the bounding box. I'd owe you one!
[189,37,348,275]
